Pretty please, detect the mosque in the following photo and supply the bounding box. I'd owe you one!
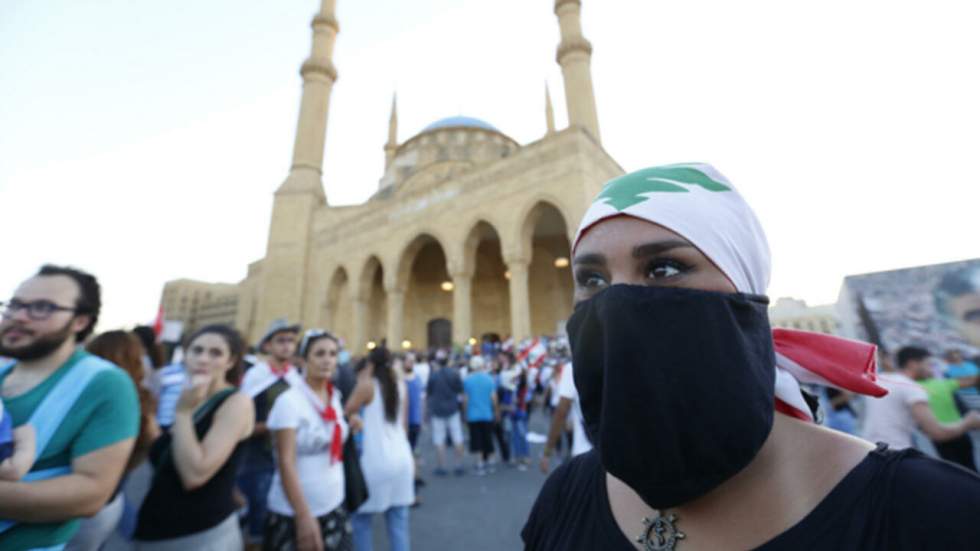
[166,0,623,351]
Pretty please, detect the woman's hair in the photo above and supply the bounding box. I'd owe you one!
[132,325,165,369]
[301,330,340,360]
[185,324,245,385]
[366,345,399,423]
[86,330,157,461]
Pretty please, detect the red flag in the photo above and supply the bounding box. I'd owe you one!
[152,305,164,340]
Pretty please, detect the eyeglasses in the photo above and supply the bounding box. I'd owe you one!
[0,299,78,321]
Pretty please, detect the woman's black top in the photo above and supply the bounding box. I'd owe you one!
[134,391,244,541]
[522,445,980,550]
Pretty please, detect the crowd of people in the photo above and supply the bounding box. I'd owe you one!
[0,264,589,551]
[3,165,980,550]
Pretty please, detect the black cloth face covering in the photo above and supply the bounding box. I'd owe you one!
[568,284,776,510]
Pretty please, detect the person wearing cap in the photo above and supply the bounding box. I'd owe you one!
[522,164,980,550]
[239,318,303,549]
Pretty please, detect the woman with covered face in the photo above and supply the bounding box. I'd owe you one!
[522,164,980,550]
[263,330,353,551]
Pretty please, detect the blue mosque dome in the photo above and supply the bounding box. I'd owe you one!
[422,116,499,133]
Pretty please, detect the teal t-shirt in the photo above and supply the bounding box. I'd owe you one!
[0,349,140,550]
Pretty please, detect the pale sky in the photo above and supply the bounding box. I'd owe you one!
[2,0,978,332]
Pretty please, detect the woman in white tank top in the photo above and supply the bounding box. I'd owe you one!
[344,347,414,551]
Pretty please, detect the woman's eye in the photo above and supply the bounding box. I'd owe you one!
[647,260,687,280]
[575,270,608,289]
[191,346,204,355]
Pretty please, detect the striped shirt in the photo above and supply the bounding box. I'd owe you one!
[154,363,186,428]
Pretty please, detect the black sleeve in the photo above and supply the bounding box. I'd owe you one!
[521,460,570,550]
[888,452,980,549]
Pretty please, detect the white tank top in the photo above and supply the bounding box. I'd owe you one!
[356,380,415,513]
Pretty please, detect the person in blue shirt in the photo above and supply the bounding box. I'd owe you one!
[944,349,980,412]
[945,349,980,385]
[462,356,498,475]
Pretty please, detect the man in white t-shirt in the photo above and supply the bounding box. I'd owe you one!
[539,362,591,473]
[863,346,980,450]
[411,352,431,390]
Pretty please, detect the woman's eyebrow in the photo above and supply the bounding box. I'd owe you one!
[573,252,605,266]
[632,240,694,258]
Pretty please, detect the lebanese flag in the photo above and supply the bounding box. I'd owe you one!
[517,338,548,373]
[152,305,164,340]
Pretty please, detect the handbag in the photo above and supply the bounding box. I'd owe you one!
[342,435,369,512]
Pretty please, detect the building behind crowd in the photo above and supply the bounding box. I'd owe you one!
[162,0,623,350]
[160,279,239,336]
[837,259,980,356]
[768,297,840,335]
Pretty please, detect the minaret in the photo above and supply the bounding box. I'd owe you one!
[280,0,340,196]
[256,0,339,339]
[384,94,398,169]
[545,83,556,136]
[554,0,600,143]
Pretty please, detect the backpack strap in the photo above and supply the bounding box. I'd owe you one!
[0,353,113,534]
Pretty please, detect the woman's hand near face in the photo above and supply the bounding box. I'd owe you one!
[176,374,210,414]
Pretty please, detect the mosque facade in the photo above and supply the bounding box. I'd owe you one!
[169,0,623,351]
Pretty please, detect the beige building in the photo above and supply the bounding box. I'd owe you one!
[171,0,623,351]
[160,279,239,336]
[768,297,841,335]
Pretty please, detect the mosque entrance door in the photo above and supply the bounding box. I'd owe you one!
[427,318,452,349]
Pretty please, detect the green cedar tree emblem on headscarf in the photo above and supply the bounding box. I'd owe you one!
[595,165,732,211]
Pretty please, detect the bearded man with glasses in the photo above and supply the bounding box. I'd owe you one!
[0,264,139,550]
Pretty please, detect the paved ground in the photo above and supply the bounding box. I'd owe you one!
[366,412,557,551]
[105,411,563,550]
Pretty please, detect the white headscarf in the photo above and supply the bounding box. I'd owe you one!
[574,163,886,420]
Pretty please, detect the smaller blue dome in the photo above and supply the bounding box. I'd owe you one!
[423,116,498,132]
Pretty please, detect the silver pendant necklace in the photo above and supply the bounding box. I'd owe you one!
[637,510,686,551]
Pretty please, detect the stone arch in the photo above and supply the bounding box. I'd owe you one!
[395,233,453,349]
[324,266,354,346]
[392,229,452,291]
[357,255,387,349]
[520,201,575,337]
[462,220,511,342]
[513,196,576,261]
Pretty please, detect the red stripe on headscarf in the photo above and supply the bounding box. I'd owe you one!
[773,329,888,398]
[774,398,812,421]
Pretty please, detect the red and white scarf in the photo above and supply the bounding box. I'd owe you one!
[298,379,344,464]
[241,360,303,398]
[574,163,888,420]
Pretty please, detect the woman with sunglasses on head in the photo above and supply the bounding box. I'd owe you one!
[522,164,980,550]
[134,324,255,550]
[264,330,353,551]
